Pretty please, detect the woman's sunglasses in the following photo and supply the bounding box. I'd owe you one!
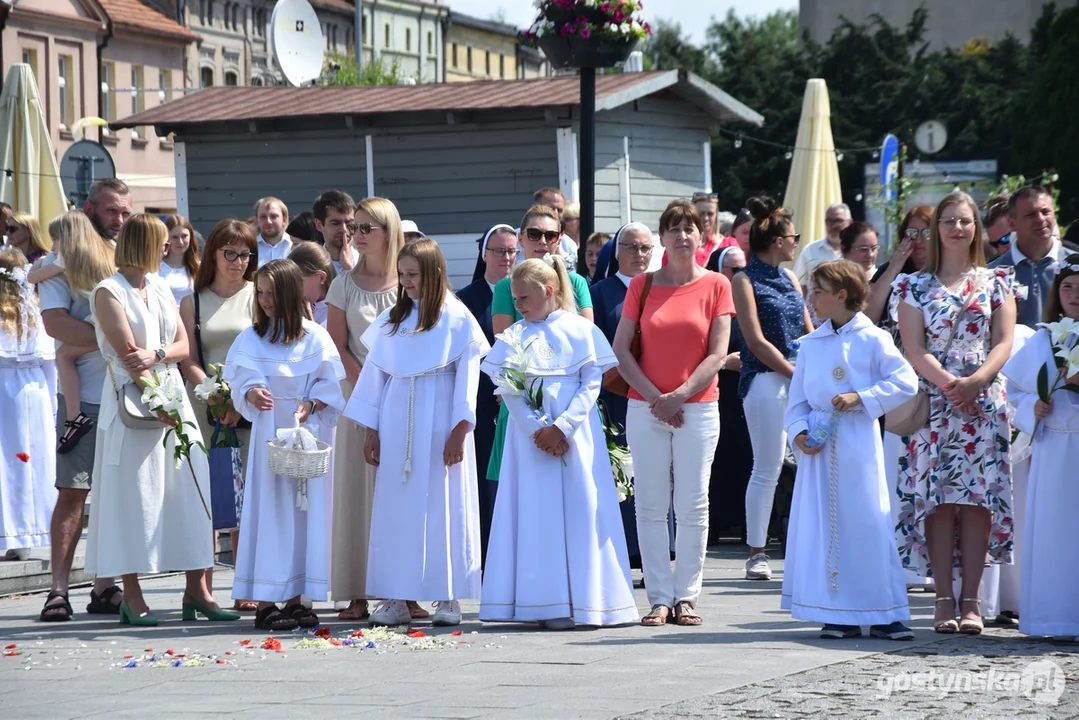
[904,227,932,241]
[524,228,561,244]
[352,222,383,236]
[5,224,20,234]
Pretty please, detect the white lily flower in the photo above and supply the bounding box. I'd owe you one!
[1056,342,1079,377]
[162,396,185,417]
[495,323,525,351]
[1039,317,1079,347]
[193,376,219,401]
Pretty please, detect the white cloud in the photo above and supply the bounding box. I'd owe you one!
[442,0,798,45]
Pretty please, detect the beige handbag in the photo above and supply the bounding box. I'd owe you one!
[884,279,980,436]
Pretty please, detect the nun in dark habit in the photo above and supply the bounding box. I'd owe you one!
[590,222,659,568]
[457,223,519,566]
[704,245,754,542]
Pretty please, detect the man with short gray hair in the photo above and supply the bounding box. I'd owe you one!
[83,178,132,240]
[793,201,851,288]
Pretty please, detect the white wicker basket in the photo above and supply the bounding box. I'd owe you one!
[267,438,331,480]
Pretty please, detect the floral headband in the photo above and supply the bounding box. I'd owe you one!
[0,265,29,286]
[1053,261,1079,276]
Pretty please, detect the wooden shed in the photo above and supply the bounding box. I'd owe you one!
[114,70,763,287]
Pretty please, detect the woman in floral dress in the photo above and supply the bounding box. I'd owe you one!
[892,191,1017,635]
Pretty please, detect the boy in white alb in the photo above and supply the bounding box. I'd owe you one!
[784,261,918,640]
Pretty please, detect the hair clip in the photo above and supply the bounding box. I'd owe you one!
[541,253,555,267]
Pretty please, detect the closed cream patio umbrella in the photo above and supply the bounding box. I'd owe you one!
[784,78,842,268]
[0,64,67,241]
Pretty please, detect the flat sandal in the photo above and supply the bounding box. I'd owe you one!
[641,604,670,626]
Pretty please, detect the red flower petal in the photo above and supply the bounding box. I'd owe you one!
[313,626,332,638]
[217,659,227,664]
[450,631,463,636]
[3,651,17,657]
[351,630,364,638]
[4,644,15,649]
[239,639,251,645]
[407,630,427,638]
[15,453,29,463]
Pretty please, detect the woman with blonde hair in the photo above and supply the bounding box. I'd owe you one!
[6,213,49,264]
[87,214,233,626]
[161,215,200,305]
[28,212,116,453]
[326,196,409,621]
[893,191,1017,634]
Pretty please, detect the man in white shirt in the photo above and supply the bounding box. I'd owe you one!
[533,187,578,272]
[793,202,851,289]
[313,190,358,273]
[255,196,292,267]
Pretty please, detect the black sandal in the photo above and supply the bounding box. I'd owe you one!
[86,585,123,614]
[254,604,299,631]
[40,590,73,622]
[284,603,320,628]
[57,413,95,454]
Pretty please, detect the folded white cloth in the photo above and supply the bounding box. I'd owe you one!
[275,426,319,451]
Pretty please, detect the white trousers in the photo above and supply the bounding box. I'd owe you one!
[627,400,720,608]
[742,372,790,550]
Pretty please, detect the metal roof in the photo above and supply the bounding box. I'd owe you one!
[112,70,765,130]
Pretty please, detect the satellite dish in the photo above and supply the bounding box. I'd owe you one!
[271,0,325,87]
[59,140,116,208]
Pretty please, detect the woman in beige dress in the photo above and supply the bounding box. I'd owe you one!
[327,197,404,621]
[178,219,257,610]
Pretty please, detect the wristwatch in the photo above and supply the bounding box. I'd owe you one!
[156,348,167,362]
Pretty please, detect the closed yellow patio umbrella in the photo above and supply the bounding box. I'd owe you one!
[784,78,842,267]
[0,64,67,243]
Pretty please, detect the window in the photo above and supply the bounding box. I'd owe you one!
[405,28,411,52]
[451,44,458,67]
[485,51,490,77]
[130,65,144,138]
[225,71,238,86]
[21,49,38,81]
[427,32,433,55]
[384,24,390,48]
[499,54,505,78]
[159,68,173,103]
[198,0,206,24]
[467,47,473,73]
[200,66,214,88]
[207,0,215,26]
[100,61,116,128]
[231,4,238,30]
[58,55,75,130]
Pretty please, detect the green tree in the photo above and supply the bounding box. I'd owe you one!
[641,20,716,77]
[1010,3,1078,220]
[321,52,404,86]
[703,10,805,209]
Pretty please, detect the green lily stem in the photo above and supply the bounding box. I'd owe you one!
[186,453,212,521]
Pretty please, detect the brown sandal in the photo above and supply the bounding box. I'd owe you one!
[641,604,670,626]
[338,599,369,621]
[674,601,702,626]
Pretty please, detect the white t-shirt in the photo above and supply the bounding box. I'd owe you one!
[159,262,193,306]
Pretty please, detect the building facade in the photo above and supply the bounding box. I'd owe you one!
[1,0,198,212]
[185,0,447,87]
[444,11,550,83]
[799,0,1078,50]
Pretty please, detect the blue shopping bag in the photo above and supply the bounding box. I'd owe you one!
[208,423,244,530]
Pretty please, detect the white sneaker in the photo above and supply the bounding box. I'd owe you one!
[4,548,30,561]
[431,600,461,626]
[369,599,411,627]
[745,552,773,580]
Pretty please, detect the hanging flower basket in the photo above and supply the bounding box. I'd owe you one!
[520,0,651,69]
[537,35,639,70]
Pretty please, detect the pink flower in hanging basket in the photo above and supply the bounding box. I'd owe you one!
[614,10,626,22]
[601,2,612,12]
[580,26,592,38]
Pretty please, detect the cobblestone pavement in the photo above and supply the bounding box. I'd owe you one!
[623,631,1079,719]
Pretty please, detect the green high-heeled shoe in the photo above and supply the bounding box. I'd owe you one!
[181,593,241,622]
[119,600,158,627]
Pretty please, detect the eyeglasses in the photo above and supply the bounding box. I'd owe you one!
[904,227,932,241]
[5,225,19,234]
[524,228,561,244]
[825,217,848,225]
[989,235,1012,249]
[619,242,653,255]
[940,217,976,230]
[779,233,801,245]
[486,248,518,258]
[221,248,253,263]
[853,245,879,255]
[343,221,357,235]
[355,222,384,236]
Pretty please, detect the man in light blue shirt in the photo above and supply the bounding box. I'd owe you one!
[988,186,1066,329]
[255,196,293,267]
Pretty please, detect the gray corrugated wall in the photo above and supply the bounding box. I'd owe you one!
[181,129,369,235]
[593,95,712,233]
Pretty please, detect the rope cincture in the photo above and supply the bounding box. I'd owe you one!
[827,417,840,592]
[401,369,456,483]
